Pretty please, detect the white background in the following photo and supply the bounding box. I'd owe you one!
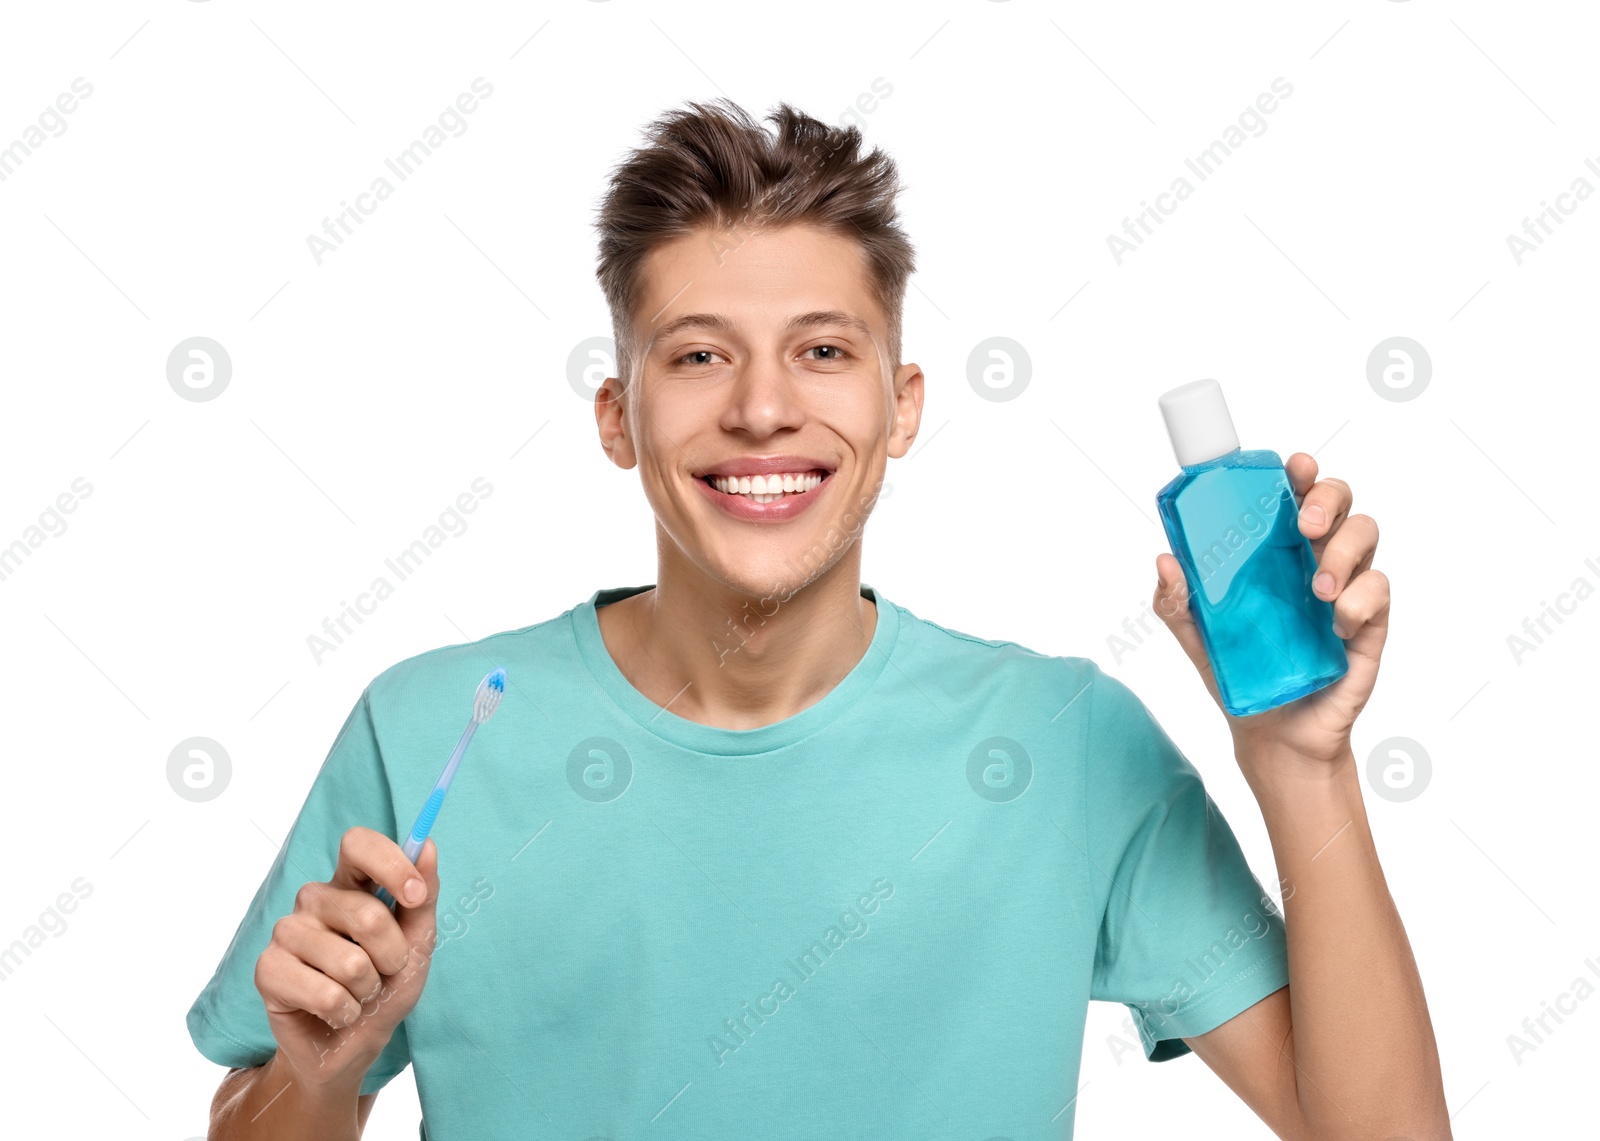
[1,1,1594,1138]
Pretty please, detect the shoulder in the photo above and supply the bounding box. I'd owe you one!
[895,601,1183,775]
[362,606,578,713]
[890,599,1099,717]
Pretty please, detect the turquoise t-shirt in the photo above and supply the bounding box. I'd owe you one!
[187,583,1289,1139]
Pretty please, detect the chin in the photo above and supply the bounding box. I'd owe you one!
[707,547,828,604]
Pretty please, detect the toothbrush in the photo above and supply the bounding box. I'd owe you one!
[375,667,507,908]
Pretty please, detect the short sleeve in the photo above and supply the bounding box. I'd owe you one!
[185,687,413,1096]
[1084,664,1289,1061]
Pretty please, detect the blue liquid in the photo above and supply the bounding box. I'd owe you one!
[1156,447,1348,716]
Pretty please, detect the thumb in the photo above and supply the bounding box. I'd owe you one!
[1153,554,1215,687]
[393,837,440,959]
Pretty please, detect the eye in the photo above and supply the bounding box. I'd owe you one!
[805,344,849,361]
[675,349,723,366]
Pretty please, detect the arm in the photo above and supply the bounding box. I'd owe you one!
[208,1052,379,1140]
[1182,747,1449,1140]
[1151,453,1449,1140]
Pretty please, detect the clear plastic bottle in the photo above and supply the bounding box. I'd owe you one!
[1154,379,1348,716]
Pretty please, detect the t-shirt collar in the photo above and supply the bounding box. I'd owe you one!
[571,582,899,756]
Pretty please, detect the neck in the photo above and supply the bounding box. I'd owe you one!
[596,544,877,731]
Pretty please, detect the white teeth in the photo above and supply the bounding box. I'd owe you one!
[708,471,825,499]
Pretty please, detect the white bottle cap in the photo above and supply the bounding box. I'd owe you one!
[1158,378,1240,468]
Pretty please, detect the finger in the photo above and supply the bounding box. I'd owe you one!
[1297,476,1352,542]
[273,914,386,1005]
[256,942,367,1029]
[331,825,426,908]
[1153,555,1210,675]
[1153,555,1227,713]
[294,881,412,976]
[1284,452,1319,502]
[1310,513,1378,602]
[1330,567,1390,642]
[392,838,442,970]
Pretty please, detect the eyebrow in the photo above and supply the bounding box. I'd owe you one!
[644,309,874,351]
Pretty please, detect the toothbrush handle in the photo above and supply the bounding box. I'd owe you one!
[374,721,478,908]
[374,801,440,908]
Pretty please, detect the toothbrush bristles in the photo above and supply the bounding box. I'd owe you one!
[473,667,507,723]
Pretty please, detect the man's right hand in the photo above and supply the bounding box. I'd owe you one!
[254,826,440,1088]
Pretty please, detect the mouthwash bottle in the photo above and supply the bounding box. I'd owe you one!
[1154,379,1347,716]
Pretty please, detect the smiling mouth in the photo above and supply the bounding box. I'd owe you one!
[701,469,830,504]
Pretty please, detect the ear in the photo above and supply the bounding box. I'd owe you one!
[886,362,925,460]
[595,376,637,469]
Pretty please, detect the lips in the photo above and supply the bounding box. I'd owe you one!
[695,454,835,479]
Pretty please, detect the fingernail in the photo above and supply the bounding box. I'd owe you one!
[404,878,424,904]
[1314,572,1334,596]
[1300,504,1326,527]
[1332,622,1348,639]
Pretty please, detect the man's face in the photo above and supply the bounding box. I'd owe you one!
[596,222,923,601]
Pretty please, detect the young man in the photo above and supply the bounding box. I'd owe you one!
[190,99,1450,1140]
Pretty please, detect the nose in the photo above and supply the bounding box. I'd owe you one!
[718,348,804,438]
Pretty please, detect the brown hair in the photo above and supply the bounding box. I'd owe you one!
[593,97,916,389]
